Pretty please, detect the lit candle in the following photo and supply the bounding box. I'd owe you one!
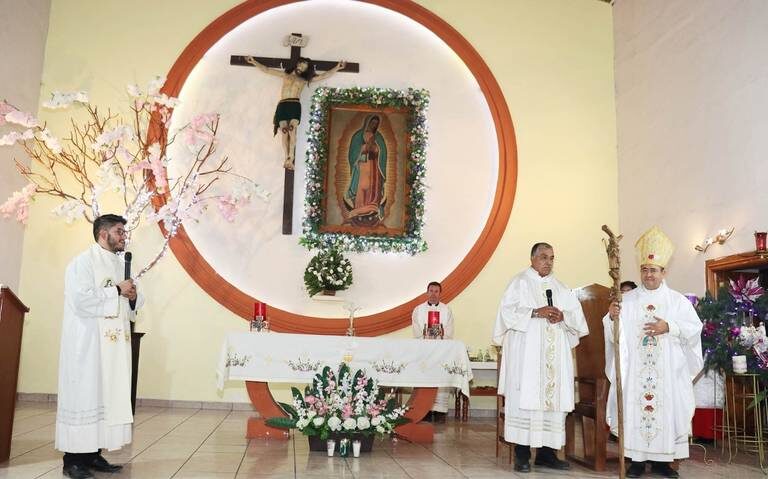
[427,311,440,327]
[254,301,266,318]
[756,232,767,252]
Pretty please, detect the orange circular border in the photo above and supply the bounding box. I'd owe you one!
[160,0,517,336]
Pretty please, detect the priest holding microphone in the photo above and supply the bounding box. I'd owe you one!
[56,214,143,479]
[492,242,589,472]
[412,281,455,422]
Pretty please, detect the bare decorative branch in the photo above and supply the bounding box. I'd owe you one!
[1,78,269,277]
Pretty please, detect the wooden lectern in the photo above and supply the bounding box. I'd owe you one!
[0,286,29,462]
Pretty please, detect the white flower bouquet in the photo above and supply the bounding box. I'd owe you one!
[303,248,353,296]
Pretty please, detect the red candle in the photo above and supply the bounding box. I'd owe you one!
[427,311,440,327]
[756,232,767,252]
[254,301,267,318]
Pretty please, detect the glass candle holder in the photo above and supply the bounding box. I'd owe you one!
[755,232,767,252]
[352,439,361,457]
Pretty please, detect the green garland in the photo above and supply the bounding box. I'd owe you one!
[299,87,429,255]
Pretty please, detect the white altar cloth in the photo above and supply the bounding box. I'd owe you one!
[216,332,473,395]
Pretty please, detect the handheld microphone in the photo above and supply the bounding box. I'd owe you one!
[546,289,553,307]
[124,252,136,310]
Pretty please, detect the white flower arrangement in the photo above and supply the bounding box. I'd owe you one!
[303,248,353,296]
[265,363,409,439]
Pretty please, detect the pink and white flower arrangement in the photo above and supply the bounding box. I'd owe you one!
[266,363,409,439]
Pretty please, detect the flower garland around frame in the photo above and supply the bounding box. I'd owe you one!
[299,87,429,255]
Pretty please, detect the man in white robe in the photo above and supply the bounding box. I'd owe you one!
[56,214,143,479]
[412,281,455,422]
[605,226,703,479]
[492,243,589,472]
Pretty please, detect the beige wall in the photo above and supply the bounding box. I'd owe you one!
[16,0,616,406]
[0,0,50,293]
[614,0,768,294]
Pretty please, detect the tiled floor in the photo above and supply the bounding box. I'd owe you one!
[1,401,765,478]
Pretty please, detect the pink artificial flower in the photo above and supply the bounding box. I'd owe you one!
[183,113,218,147]
[5,109,38,128]
[342,404,353,419]
[0,183,37,224]
[216,195,238,223]
[127,159,150,174]
[305,395,317,405]
[0,101,16,126]
[146,143,167,191]
[730,275,765,304]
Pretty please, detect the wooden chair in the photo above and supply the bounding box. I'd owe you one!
[495,348,513,463]
[565,283,612,472]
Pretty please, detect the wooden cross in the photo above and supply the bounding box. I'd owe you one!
[231,33,359,235]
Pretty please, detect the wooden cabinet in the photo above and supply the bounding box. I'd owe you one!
[705,251,768,297]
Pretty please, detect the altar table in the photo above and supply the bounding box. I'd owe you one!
[217,332,472,443]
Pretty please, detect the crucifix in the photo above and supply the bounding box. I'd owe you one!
[231,33,359,235]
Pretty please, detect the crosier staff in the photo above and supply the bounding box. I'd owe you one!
[602,224,625,479]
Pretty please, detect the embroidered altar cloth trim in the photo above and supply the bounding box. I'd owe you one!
[216,332,473,395]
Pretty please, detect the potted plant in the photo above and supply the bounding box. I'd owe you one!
[266,363,409,452]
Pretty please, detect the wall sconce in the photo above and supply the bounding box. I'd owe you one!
[694,227,734,253]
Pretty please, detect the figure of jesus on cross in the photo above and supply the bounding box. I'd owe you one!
[231,33,358,235]
[245,55,346,170]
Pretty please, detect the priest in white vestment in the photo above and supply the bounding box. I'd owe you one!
[56,214,143,479]
[605,226,703,479]
[492,243,589,473]
[412,281,455,422]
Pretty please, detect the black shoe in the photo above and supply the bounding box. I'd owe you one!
[90,454,124,473]
[514,461,530,473]
[650,462,679,478]
[534,453,570,470]
[63,464,95,479]
[627,461,646,478]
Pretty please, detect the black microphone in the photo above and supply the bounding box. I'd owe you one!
[124,252,136,310]
[546,289,553,307]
